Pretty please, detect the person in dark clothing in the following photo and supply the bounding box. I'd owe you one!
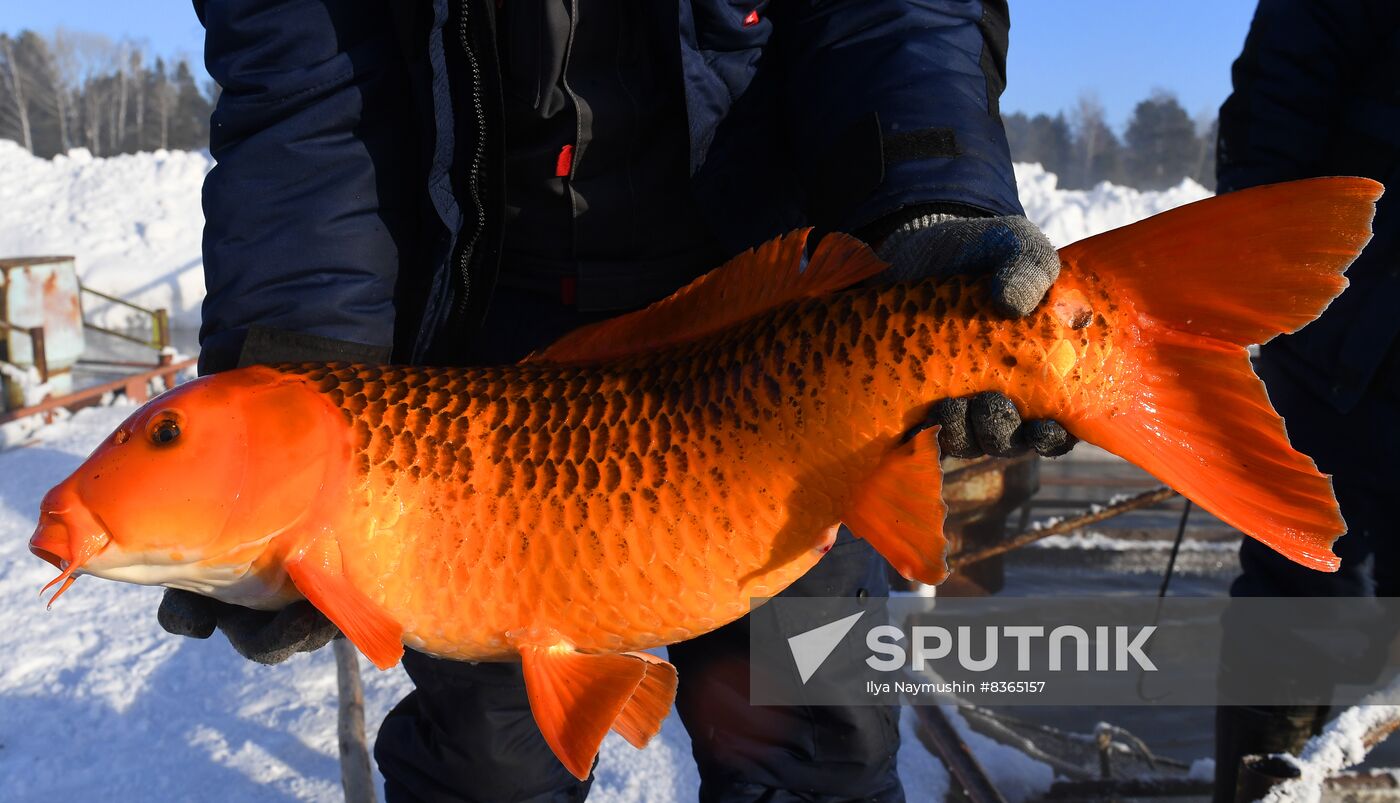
[158,2,1074,800]
[1212,2,1400,799]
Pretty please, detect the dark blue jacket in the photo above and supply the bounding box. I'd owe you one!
[1218,0,1400,412]
[197,0,1021,370]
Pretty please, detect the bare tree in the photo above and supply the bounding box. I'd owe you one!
[0,29,209,157]
[129,47,145,150]
[0,35,34,152]
[151,57,174,150]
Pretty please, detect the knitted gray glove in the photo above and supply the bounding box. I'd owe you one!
[876,212,1060,317]
[159,589,338,665]
[877,213,1075,459]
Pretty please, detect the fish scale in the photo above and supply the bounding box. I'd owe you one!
[269,266,1113,662]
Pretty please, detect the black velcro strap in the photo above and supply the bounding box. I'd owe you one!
[237,325,393,369]
[807,114,963,228]
[884,128,960,162]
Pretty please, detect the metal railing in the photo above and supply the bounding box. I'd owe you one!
[78,283,171,351]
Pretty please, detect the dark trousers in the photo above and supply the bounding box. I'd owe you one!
[1214,349,1399,802]
[1232,349,1398,599]
[374,289,904,802]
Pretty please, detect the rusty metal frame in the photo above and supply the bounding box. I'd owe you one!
[0,320,48,384]
[0,356,196,426]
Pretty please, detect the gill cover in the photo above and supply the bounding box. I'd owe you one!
[32,366,350,593]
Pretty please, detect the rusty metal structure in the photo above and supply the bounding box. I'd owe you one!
[0,255,195,427]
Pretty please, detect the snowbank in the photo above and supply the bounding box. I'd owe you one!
[1261,682,1400,803]
[0,143,1210,340]
[0,142,210,331]
[1015,163,1212,247]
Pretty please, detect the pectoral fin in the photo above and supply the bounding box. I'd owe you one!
[520,645,678,780]
[842,426,949,585]
[285,540,404,670]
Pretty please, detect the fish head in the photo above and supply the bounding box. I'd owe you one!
[30,367,349,607]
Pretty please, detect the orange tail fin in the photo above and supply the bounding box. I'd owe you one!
[1059,177,1382,571]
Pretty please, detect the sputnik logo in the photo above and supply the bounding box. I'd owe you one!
[787,611,865,684]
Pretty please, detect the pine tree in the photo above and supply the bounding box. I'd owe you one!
[1123,91,1198,190]
[169,60,210,149]
[1066,94,1123,189]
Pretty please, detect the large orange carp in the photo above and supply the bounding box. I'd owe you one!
[30,178,1380,777]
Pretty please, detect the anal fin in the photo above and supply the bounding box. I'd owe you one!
[521,645,678,780]
[610,651,678,748]
[286,539,404,670]
[842,426,949,585]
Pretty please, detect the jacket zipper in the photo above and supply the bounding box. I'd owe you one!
[454,0,490,320]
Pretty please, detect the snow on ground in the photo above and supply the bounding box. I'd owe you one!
[0,148,1211,800]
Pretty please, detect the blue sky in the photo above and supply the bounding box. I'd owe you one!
[2,0,1259,132]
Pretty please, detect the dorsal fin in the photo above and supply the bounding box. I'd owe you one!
[526,229,888,365]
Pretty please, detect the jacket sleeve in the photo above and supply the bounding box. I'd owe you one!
[774,0,1022,232]
[196,0,416,373]
[1216,0,1386,192]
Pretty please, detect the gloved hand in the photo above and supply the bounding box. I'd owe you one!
[158,326,390,663]
[874,211,1076,459]
[159,590,338,664]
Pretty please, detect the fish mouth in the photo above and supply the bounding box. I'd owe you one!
[30,494,111,608]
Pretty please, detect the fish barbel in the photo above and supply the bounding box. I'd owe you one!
[30,177,1381,777]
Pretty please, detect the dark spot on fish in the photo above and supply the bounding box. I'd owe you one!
[763,375,782,407]
[580,458,600,490]
[889,331,907,363]
[1002,355,1018,367]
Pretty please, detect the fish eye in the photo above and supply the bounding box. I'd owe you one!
[148,414,182,446]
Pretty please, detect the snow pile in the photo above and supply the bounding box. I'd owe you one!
[0,141,211,331]
[1261,681,1400,803]
[1015,163,1213,247]
[0,361,51,407]
[0,143,1208,344]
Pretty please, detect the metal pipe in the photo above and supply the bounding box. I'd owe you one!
[911,705,1008,803]
[28,327,48,384]
[950,486,1178,569]
[333,639,378,803]
[0,357,196,425]
[84,322,163,348]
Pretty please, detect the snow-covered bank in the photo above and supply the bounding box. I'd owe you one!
[0,143,1209,341]
[1015,163,1212,247]
[0,142,211,331]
